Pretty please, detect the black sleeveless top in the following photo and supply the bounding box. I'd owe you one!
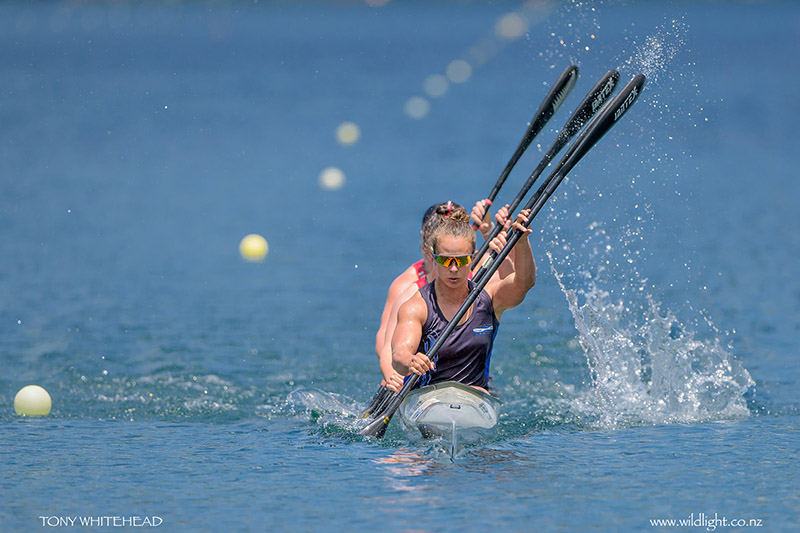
[415,280,499,389]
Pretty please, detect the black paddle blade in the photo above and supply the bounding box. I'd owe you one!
[359,412,392,438]
[558,69,620,141]
[522,64,579,145]
[510,64,580,167]
[545,65,580,120]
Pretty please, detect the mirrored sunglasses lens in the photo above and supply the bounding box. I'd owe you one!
[435,255,471,267]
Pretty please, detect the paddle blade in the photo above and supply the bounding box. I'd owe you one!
[521,65,579,155]
[559,69,620,142]
[359,412,391,438]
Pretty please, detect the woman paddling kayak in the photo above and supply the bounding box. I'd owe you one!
[376,201,517,392]
[374,201,471,358]
[391,210,535,392]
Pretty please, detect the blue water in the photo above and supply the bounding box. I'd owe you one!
[2,1,798,531]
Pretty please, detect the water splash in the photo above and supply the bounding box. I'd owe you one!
[285,387,369,440]
[72,371,257,422]
[623,17,688,86]
[550,252,754,429]
[286,387,361,418]
[526,5,753,430]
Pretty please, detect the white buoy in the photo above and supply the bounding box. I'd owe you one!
[14,385,52,416]
[319,166,346,190]
[239,234,269,262]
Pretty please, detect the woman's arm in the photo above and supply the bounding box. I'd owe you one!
[378,283,419,391]
[391,294,433,377]
[487,209,536,318]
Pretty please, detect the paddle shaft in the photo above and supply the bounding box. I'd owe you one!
[472,70,620,277]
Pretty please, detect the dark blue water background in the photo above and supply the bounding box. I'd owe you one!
[2,1,798,531]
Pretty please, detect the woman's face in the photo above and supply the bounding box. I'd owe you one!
[433,235,473,290]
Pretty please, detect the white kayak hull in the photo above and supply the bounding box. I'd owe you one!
[398,381,501,443]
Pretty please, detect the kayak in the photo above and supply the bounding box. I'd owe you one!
[398,381,501,454]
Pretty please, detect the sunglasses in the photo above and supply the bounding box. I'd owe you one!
[433,254,472,268]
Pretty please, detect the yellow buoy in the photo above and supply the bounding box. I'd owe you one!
[14,385,52,416]
[239,234,269,262]
[336,121,361,146]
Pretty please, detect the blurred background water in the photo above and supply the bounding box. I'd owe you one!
[1,1,798,531]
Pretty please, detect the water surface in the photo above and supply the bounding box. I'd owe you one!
[2,1,798,531]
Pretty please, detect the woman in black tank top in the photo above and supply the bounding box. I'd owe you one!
[391,211,537,393]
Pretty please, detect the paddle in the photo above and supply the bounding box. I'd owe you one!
[471,74,646,284]
[472,69,620,278]
[359,73,646,438]
[472,64,579,229]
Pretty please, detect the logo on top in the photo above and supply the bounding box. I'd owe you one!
[473,324,494,336]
